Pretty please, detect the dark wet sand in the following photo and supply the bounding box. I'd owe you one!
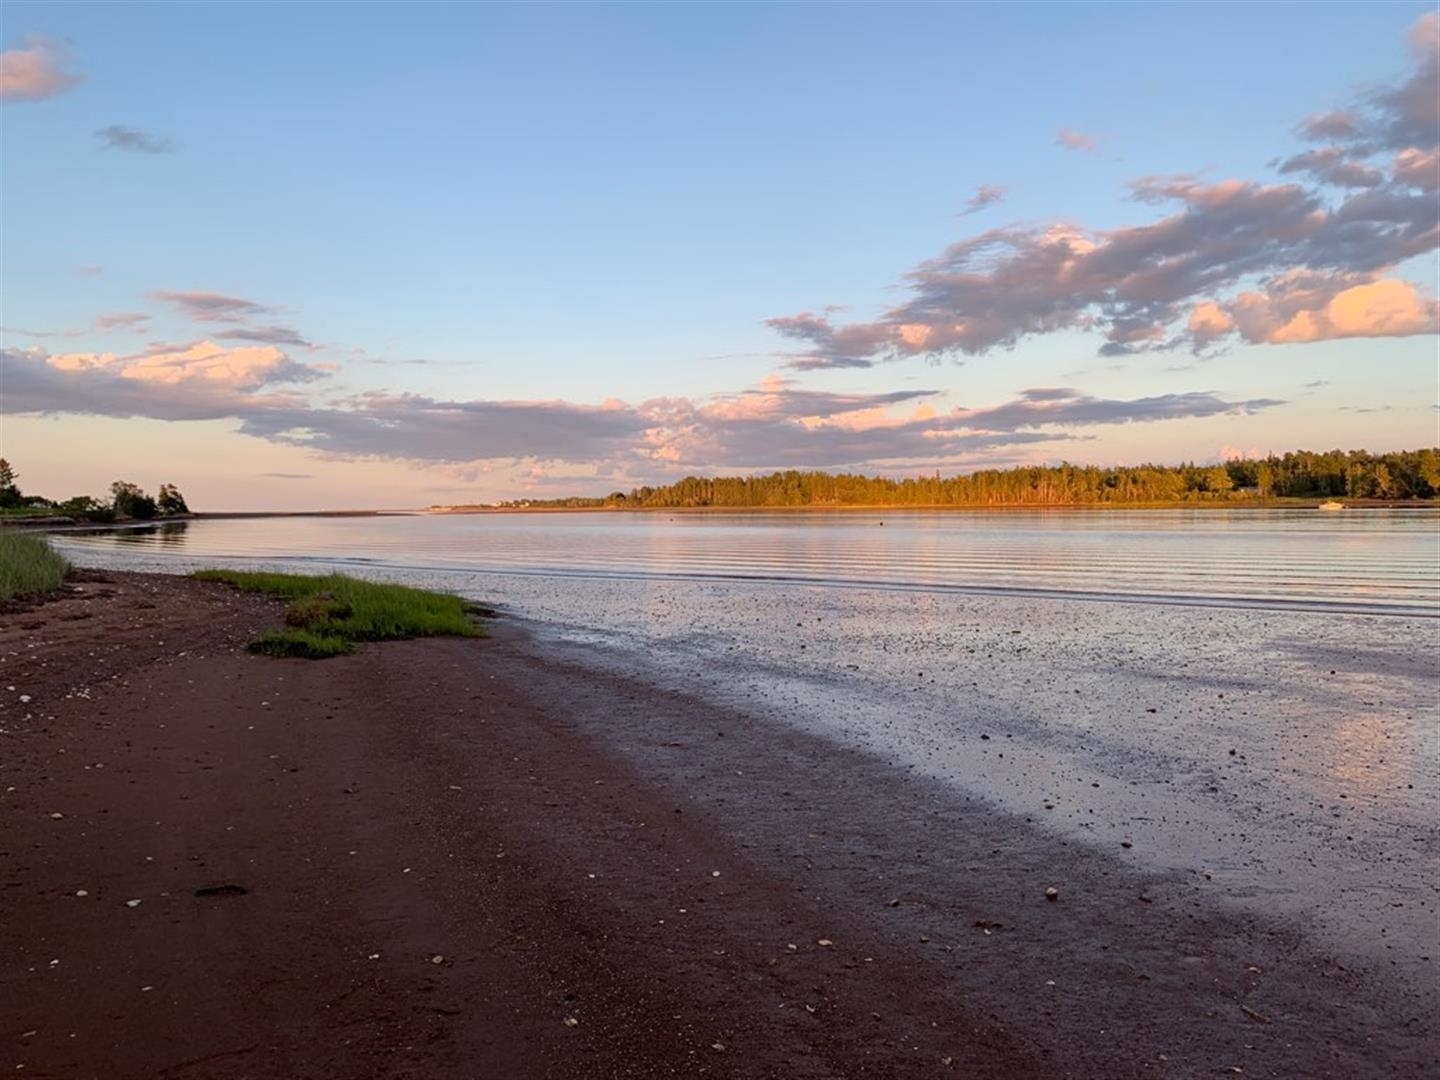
[1,572,1433,1078]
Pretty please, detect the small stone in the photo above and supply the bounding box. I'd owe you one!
[711,870,721,877]
[430,954,445,965]
[74,890,88,897]
[1045,887,1059,901]
[563,1017,579,1028]
[125,899,142,908]
[817,938,833,947]
[49,812,64,820]
[711,1042,726,1052]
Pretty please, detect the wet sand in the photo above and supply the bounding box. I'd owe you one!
[1,571,1434,1078]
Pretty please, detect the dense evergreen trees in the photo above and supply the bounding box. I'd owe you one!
[497,448,1440,509]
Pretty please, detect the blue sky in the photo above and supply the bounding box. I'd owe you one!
[2,1,1437,508]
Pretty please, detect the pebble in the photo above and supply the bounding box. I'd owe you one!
[125,899,142,908]
[563,1017,579,1027]
[1045,887,1059,901]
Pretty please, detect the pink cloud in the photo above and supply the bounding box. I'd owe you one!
[151,290,273,323]
[45,340,327,390]
[0,36,84,104]
[1227,276,1439,345]
[94,311,151,332]
[1056,128,1098,152]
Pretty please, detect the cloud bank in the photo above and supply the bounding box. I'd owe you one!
[2,346,1283,474]
[771,16,1440,369]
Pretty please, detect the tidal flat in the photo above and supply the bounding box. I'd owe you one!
[23,511,1437,1075]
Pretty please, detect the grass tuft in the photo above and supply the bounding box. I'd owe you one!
[0,533,70,603]
[193,569,483,659]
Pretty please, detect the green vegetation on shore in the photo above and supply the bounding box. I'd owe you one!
[0,459,189,523]
[193,570,483,658]
[0,534,70,603]
[479,447,1440,510]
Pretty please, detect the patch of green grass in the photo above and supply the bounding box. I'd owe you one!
[193,569,483,659]
[0,533,70,602]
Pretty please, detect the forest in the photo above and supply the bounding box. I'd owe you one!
[490,448,1440,510]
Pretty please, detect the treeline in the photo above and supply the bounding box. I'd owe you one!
[0,459,189,522]
[494,448,1440,509]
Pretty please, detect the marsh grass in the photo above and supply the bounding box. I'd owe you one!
[0,533,70,602]
[193,569,483,658]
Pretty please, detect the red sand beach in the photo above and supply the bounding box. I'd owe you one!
[2,571,1433,1079]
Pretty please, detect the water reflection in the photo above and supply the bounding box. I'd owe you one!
[106,521,191,544]
[53,510,1440,616]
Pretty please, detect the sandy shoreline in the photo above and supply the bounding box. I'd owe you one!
[1,571,1434,1078]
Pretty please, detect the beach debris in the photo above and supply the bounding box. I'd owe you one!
[817,938,833,947]
[193,884,248,898]
[1239,1004,1270,1024]
[563,1017,579,1028]
[1045,887,1059,901]
[125,899,142,908]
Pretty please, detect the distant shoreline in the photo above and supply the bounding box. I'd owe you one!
[5,501,1435,533]
[0,509,414,533]
[426,498,1439,514]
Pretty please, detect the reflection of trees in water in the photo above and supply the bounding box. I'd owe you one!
[113,521,190,544]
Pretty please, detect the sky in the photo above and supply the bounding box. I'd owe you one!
[1,1,1437,510]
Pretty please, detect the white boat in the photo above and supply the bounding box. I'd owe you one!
[1318,500,1345,511]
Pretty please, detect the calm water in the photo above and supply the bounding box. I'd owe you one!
[53,508,1440,616]
[52,509,1440,984]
